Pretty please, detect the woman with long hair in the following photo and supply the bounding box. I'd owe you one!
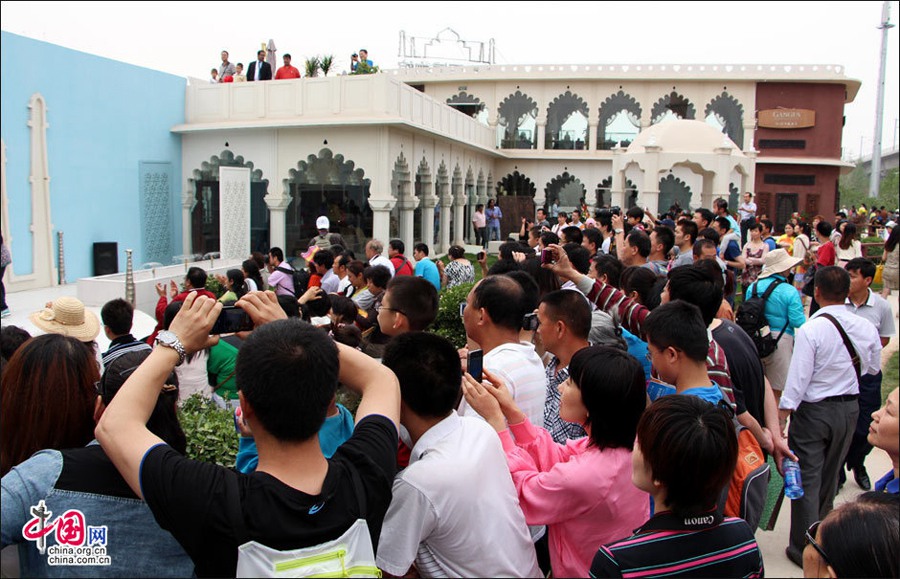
[882,225,899,299]
[241,259,264,293]
[836,221,862,266]
[0,334,97,476]
[218,268,246,303]
[462,345,649,578]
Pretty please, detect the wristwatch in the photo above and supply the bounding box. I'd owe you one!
[614,228,624,234]
[155,330,186,366]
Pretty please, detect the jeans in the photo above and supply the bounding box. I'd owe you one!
[488,223,501,242]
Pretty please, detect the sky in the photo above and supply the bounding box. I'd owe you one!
[2,0,898,161]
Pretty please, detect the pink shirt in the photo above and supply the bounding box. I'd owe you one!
[498,419,649,578]
[472,210,486,228]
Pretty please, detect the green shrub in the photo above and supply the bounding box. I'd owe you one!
[206,274,226,299]
[177,394,238,467]
[431,282,473,349]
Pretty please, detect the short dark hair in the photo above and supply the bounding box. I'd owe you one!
[498,241,521,261]
[540,290,591,340]
[666,261,723,326]
[676,218,698,245]
[815,266,851,302]
[335,254,352,269]
[652,226,675,256]
[747,221,762,232]
[269,247,285,262]
[568,346,646,450]
[563,243,591,275]
[383,332,460,419]
[277,294,301,318]
[581,228,602,251]
[638,395,737,516]
[694,208,714,227]
[621,266,663,309]
[540,231,560,247]
[389,239,405,254]
[626,206,645,221]
[472,275,526,331]
[692,238,718,258]
[561,226,583,245]
[385,276,439,331]
[364,265,392,290]
[329,295,358,324]
[487,259,520,276]
[505,270,541,314]
[760,218,774,234]
[186,267,207,290]
[236,320,338,442]
[312,248,335,269]
[0,325,31,362]
[592,254,623,288]
[518,257,562,297]
[644,300,709,362]
[448,245,465,259]
[698,227,720,246]
[815,220,833,237]
[347,259,366,277]
[845,257,876,281]
[626,230,651,258]
[714,198,728,212]
[101,298,134,336]
[714,216,732,233]
[257,50,266,57]
[283,53,292,59]
[818,491,900,578]
[413,243,430,256]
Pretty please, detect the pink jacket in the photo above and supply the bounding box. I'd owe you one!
[498,419,649,578]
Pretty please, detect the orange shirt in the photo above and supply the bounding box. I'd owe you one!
[274,65,300,80]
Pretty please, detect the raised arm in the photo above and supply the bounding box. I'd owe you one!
[337,341,400,429]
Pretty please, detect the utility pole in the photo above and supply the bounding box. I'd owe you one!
[869,1,894,198]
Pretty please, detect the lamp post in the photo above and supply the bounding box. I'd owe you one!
[869,1,895,198]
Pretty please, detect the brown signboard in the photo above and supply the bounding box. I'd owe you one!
[758,109,816,129]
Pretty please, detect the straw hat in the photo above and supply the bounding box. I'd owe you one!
[29,296,100,342]
[757,248,802,279]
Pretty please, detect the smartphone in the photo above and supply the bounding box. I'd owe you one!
[522,312,539,331]
[467,349,484,383]
[233,406,243,433]
[477,251,486,261]
[541,247,554,265]
[211,305,254,335]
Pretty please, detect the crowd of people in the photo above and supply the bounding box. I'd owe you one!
[1,196,899,578]
[210,47,374,83]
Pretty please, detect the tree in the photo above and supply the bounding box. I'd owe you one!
[319,55,334,77]
[838,163,899,211]
[304,56,321,78]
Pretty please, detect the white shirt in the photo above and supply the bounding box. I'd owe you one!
[845,289,896,339]
[369,254,396,276]
[459,341,547,427]
[780,305,882,411]
[738,201,757,221]
[377,413,541,578]
[337,274,351,295]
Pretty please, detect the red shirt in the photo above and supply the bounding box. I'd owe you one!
[816,241,836,266]
[274,65,301,80]
[390,254,415,276]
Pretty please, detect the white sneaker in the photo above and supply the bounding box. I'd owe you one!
[1,308,10,318]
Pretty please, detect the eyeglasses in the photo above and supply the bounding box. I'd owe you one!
[805,521,833,569]
[376,304,405,316]
[459,301,467,317]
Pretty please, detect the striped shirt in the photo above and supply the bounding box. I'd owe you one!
[590,510,763,578]
[101,334,152,369]
[543,356,587,443]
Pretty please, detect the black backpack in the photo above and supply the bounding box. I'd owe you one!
[735,278,789,358]
[274,265,310,298]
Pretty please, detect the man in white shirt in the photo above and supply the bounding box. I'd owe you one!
[779,266,882,567]
[838,257,896,490]
[365,239,395,277]
[458,276,546,427]
[378,333,541,578]
[738,192,757,244]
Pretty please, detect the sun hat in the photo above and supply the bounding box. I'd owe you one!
[757,248,802,279]
[316,216,330,230]
[886,220,896,229]
[29,296,100,342]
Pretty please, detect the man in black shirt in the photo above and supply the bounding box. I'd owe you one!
[96,291,400,577]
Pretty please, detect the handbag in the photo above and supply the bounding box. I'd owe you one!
[874,263,884,285]
[802,264,817,297]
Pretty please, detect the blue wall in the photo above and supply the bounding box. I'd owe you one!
[1,31,184,280]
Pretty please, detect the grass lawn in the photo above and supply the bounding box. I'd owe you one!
[884,350,899,405]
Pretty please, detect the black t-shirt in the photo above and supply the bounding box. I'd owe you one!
[140,415,398,578]
[711,320,765,425]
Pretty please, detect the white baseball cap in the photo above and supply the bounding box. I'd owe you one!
[316,216,329,230]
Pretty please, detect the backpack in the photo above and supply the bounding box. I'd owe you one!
[735,279,789,358]
[226,468,380,578]
[716,400,771,531]
[275,265,310,299]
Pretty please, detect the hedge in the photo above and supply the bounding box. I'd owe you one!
[430,282,474,349]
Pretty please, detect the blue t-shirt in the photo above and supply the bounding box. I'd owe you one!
[680,385,726,405]
[875,470,899,495]
[622,328,651,382]
[723,240,742,262]
[415,258,441,291]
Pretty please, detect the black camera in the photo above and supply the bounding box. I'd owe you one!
[610,206,621,216]
[522,312,539,331]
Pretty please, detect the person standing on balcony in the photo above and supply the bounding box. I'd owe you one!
[217,50,235,82]
[274,54,301,80]
[486,198,503,243]
[247,50,272,81]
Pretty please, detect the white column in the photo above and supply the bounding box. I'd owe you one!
[611,146,626,208]
[263,195,291,253]
[536,118,547,151]
[441,182,455,251]
[370,199,395,245]
[181,189,195,255]
[641,145,662,215]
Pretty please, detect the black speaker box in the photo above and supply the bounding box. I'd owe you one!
[93,242,118,276]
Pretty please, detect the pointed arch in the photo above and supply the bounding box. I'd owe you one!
[498,171,537,197]
[596,177,637,209]
[447,91,487,122]
[545,172,586,208]
[658,174,693,213]
[545,90,589,149]
[598,90,642,150]
[284,148,372,258]
[189,149,270,257]
[651,92,696,124]
[704,92,744,148]
[497,90,539,149]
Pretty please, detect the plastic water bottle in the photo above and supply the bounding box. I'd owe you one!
[783,456,804,499]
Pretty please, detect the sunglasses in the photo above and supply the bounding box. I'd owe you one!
[805,521,832,569]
